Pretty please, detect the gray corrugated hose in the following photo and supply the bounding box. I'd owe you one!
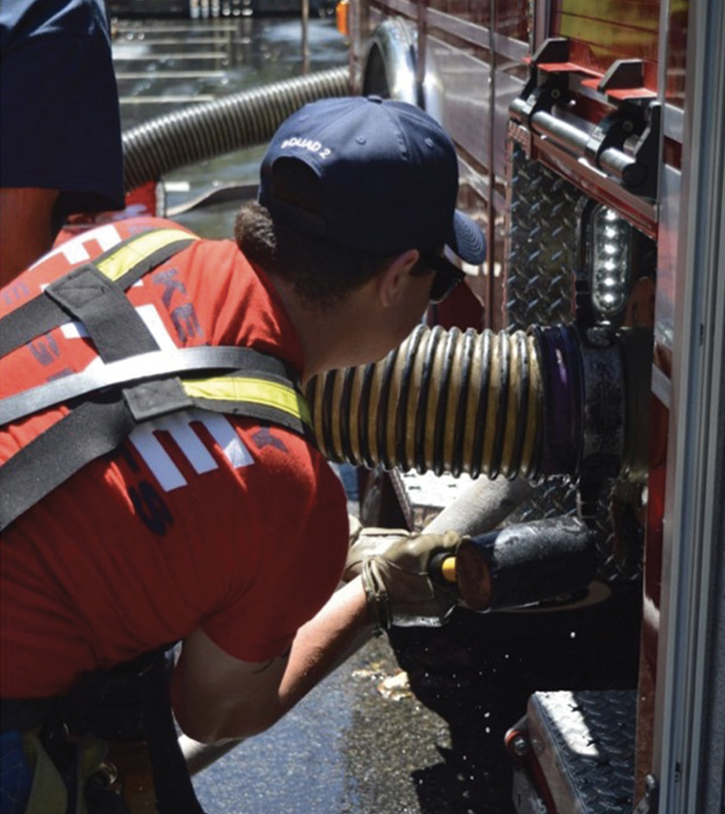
[122,67,350,192]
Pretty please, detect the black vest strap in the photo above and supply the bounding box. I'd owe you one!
[45,262,159,362]
[0,233,195,360]
[0,346,296,426]
[1,648,207,814]
[139,651,206,814]
[0,372,314,532]
[0,399,137,531]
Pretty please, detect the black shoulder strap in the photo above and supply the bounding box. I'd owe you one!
[0,346,300,427]
[0,228,315,532]
[0,228,197,360]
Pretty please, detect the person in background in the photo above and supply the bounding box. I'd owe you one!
[0,0,124,286]
[0,96,484,813]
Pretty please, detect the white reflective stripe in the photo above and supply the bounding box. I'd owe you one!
[137,305,178,350]
[30,224,124,269]
[161,412,218,474]
[61,320,88,340]
[200,411,254,469]
[61,304,176,350]
[129,409,254,492]
[130,420,188,491]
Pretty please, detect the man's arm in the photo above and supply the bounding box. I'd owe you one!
[172,577,375,744]
[173,530,460,744]
[0,187,59,286]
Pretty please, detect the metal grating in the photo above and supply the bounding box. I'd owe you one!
[503,137,582,548]
[394,134,643,584]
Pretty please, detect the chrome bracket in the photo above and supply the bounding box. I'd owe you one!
[510,38,661,200]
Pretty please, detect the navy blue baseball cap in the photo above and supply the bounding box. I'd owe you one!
[258,96,485,266]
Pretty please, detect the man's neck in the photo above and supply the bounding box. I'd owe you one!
[268,276,383,386]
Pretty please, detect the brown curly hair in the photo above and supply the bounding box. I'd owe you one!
[235,202,400,308]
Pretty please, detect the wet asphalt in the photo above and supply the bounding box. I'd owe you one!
[191,635,455,814]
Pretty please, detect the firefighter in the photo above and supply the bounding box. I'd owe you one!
[0,96,484,813]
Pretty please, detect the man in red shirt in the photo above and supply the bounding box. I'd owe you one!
[0,96,483,813]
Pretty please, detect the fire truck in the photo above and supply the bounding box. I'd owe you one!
[323,0,724,812]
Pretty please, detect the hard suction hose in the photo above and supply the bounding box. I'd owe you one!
[122,67,350,192]
[307,323,646,486]
[308,325,543,480]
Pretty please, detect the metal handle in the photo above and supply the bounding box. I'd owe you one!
[529,109,640,182]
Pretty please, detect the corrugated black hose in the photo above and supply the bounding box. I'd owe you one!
[122,67,349,192]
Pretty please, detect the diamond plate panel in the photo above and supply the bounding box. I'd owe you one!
[502,138,637,583]
[527,690,636,814]
[505,140,583,331]
[503,138,582,543]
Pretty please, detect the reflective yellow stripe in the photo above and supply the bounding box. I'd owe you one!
[97,229,198,281]
[182,377,312,427]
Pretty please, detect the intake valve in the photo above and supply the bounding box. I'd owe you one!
[433,517,598,611]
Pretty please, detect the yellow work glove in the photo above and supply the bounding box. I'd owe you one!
[356,531,463,630]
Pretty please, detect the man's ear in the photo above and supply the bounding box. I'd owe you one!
[377,249,420,308]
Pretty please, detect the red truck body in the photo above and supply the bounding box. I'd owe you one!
[340,0,724,810]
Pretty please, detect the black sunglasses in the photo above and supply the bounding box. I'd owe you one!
[424,254,467,304]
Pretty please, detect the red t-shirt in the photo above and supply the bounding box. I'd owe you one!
[0,217,348,698]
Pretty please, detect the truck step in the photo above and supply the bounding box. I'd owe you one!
[520,690,637,814]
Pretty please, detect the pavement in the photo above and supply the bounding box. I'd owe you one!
[192,635,457,814]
